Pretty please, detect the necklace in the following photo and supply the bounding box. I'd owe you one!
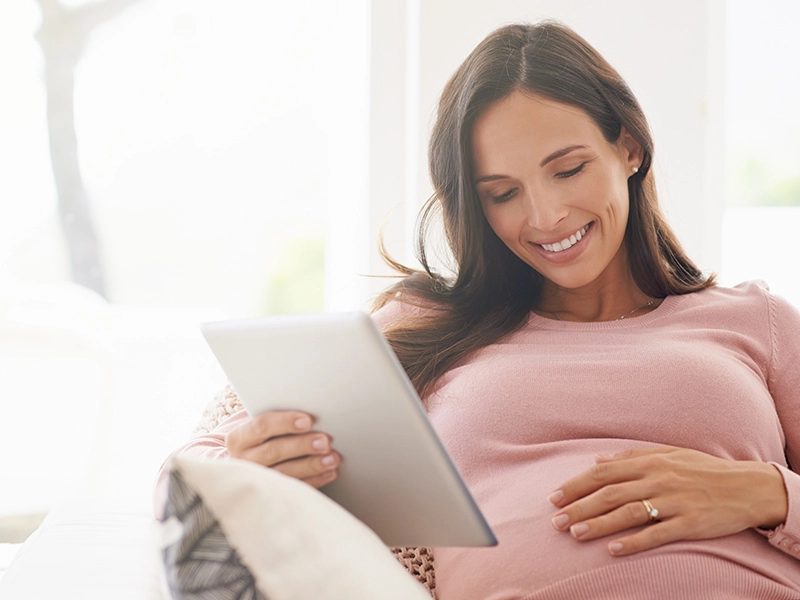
[545,299,655,322]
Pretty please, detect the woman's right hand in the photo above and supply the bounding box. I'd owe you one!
[225,411,340,488]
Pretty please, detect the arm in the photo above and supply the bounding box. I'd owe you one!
[759,463,800,558]
[153,385,340,519]
[152,393,249,519]
[757,291,800,558]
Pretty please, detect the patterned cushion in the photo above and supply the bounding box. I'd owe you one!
[158,455,431,600]
[161,469,266,600]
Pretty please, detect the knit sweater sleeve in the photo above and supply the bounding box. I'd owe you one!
[152,384,246,519]
[759,290,800,559]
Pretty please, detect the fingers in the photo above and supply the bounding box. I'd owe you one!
[225,411,341,485]
[554,494,682,558]
[550,460,647,510]
[551,483,656,534]
[270,448,341,482]
[548,448,677,552]
[236,430,333,468]
[560,498,664,542]
[301,469,339,489]
[226,411,315,455]
[607,519,686,556]
[550,448,679,509]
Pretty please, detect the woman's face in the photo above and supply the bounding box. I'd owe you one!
[471,91,641,293]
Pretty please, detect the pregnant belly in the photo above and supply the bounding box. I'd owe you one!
[432,439,800,599]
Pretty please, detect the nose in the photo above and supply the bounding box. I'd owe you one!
[521,188,568,232]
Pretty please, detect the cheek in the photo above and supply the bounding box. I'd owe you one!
[610,184,631,222]
[590,174,629,220]
[482,206,518,244]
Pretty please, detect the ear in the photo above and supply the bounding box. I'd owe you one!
[618,126,644,172]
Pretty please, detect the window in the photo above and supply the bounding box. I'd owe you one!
[720,0,800,304]
[0,0,368,516]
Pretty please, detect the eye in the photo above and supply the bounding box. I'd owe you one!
[490,188,517,204]
[555,163,585,179]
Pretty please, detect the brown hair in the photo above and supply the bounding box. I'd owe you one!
[373,21,714,399]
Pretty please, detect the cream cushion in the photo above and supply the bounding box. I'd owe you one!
[161,455,431,600]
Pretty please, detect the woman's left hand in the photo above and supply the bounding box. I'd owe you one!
[548,446,788,556]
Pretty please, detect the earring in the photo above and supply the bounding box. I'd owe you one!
[632,166,639,174]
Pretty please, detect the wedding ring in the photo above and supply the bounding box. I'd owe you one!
[641,499,659,523]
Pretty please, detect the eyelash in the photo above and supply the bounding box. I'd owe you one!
[488,163,586,203]
[555,163,585,179]
[491,189,516,203]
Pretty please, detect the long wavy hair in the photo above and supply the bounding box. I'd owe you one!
[373,21,714,399]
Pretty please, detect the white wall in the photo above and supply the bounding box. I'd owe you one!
[368,0,726,286]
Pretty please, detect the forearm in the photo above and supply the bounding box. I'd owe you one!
[152,408,248,519]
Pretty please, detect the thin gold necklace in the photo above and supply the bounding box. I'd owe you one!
[545,299,655,322]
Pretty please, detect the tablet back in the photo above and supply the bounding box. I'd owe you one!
[200,311,496,548]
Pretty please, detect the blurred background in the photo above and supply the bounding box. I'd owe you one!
[1,0,798,543]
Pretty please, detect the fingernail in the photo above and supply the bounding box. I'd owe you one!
[595,453,613,462]
[570,523,589,538]
[551,513,570,530]
[321,454,335,467]
[294,416,311,430]
[312,437,328,451]
[548,490,564,505]
[609,542,624,555]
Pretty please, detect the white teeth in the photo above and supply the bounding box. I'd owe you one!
[541,225,589,253]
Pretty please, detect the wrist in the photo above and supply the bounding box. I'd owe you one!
[751,462,788,530]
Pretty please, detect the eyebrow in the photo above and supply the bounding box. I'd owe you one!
[540,144,587,167]
[474,144,588,184]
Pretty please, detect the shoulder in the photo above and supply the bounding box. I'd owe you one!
[692,279,798,309]
[675,279,800,329]
[679,279,771,311]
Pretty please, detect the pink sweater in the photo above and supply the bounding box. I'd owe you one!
[403,280,800,599]
[156,280,800,598]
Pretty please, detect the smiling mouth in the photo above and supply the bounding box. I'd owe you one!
[539,223,591,253]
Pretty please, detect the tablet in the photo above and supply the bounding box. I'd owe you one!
[200,311,496,548]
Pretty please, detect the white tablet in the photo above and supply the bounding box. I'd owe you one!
[200,311,496,548]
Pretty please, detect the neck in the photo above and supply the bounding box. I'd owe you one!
[538,290,654,322]
[535,253,654,322]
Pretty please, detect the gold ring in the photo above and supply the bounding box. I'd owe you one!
[641,499,659,523]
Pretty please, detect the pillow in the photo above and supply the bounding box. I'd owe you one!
[159,455,431,600]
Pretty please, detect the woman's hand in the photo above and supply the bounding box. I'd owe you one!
[225,411,340,488]
[547,446,788,556]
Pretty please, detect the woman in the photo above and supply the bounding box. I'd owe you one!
[157,21,800,598]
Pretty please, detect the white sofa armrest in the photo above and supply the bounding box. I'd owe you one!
[0,496,166,600]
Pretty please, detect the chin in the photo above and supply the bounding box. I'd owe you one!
[535,269,603,291]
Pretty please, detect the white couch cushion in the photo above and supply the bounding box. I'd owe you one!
[0,495,164,600]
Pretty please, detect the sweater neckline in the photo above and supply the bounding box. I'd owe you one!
[527,293,683,331]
